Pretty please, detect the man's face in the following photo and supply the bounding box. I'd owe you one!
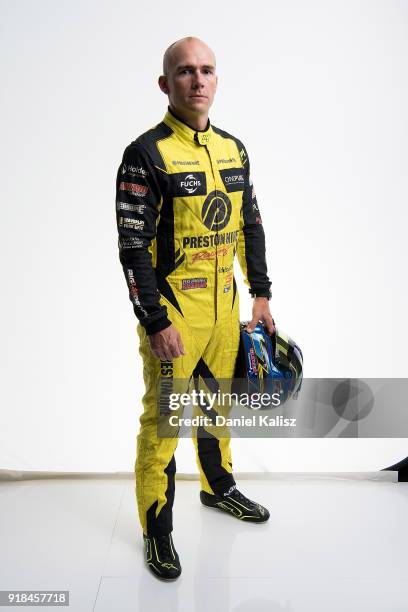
[160,40,217,120]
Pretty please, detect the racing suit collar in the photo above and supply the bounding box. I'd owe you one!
[164,107,212,146]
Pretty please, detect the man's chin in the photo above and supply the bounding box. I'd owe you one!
[186,100,210,113]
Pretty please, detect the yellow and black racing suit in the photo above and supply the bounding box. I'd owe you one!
[116,108,271,536]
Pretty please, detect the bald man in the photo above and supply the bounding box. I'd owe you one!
[116,37,273,581]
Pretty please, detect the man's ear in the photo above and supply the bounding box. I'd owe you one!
[158,75,169,94]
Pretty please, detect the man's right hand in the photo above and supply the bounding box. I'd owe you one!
[148,324,186,361]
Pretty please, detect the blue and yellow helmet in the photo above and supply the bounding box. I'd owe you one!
[233,322,303,403]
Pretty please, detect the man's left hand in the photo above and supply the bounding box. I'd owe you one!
[246,297,275,335]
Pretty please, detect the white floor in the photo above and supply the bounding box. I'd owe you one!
[0,476,407,612]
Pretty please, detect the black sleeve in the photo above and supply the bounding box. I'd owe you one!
[116,144,172,335]
[237,143,272,299]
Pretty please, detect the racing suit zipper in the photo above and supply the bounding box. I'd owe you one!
[204,144,219,323]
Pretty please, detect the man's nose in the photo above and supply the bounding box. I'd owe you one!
[192,70,205,88]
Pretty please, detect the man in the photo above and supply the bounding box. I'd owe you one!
[116,37,275,581]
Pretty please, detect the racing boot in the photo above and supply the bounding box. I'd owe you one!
[143,533,181,580]
[200,486,270,522]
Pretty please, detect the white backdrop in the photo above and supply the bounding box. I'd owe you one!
[1,0,407,473]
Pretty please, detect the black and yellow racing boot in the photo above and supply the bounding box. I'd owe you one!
[200,487,270,522]
[143,533,181,580]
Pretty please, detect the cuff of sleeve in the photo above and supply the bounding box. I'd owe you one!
[249,288,272,300]
[144,317,172,336]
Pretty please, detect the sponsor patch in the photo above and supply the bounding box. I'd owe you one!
[218,264,233,274]
[181,173,202,194]
[196,132,211,146]
[160,361,173,377]
[217,157,237,165]
[172,160,200,166]
[119,236,144,249]
[201,191,232,231]
[191,247,230,263]
[119,182,148,196]
[219,168,245,193]
[181,277,208,290]
[159,361,174,416]
[183,230,238,250]
[223,271,233,293]
[122,164,149,177]
[248,347,258,374]
[126,269,148,317]
[116,201,146,214]
[169,172,207,197]
[119,217,144,230]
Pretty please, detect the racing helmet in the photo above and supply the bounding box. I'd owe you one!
[233,322,303,404]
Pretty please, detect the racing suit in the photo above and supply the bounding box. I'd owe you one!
[116,108,271,536]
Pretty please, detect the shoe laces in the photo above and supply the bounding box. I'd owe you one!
[155,534,173,560]
[228,489,255,509]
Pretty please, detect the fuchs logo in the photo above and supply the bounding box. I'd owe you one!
[181,277,207,290]
[180,174,201,194]
[201,191,232,231]
[121,164,149,177]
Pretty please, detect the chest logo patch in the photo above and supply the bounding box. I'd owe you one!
[169,172,207,197]
[201,191,232,231]
[180,173,201,194]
